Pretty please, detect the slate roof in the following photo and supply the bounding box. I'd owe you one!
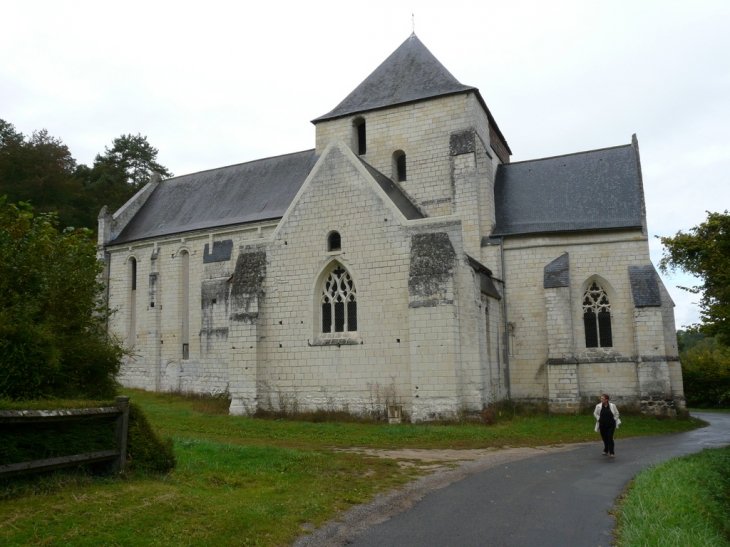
[357,158,424,220]
[313,34,476,123]
[544,253,570,288]
[628,265,662,307]
[492,144,644,236]
[112,150,318,245]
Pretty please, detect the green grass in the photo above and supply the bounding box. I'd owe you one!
[0,389,705,547]
[688,407,730,413]
[614,446,730,547]
[127,388,702,450]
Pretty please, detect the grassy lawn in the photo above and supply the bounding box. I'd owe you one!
[614,446,730,547]
[0,389,705,547]
[688,408,730,413]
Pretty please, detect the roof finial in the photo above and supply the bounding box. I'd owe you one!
[412,13,415,35]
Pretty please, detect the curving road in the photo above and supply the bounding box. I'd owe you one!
[299,412,730,547]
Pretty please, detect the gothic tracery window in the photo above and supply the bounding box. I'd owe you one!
[583,281,612,348]
[321,265,357,333]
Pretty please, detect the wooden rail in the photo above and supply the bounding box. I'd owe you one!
[0,396,130,478]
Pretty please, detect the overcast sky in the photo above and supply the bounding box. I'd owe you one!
[2,0,728,328]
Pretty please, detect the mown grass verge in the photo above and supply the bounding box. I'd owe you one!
[0,389,705,547]
[614,446,730,547]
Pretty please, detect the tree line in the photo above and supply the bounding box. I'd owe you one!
[0,118,171,232]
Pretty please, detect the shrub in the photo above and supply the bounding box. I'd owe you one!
[0,198,124,400]
[125,402,176,474]
[681,338,730,408]
[0,400,175,475]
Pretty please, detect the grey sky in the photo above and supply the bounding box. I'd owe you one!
[2,0,728,328]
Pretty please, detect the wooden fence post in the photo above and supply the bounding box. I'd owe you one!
[113,396,130,472]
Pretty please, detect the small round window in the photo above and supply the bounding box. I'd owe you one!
[328,231,341,252]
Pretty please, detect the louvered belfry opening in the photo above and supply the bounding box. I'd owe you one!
[583,281,613,348]
[321,265,357,334]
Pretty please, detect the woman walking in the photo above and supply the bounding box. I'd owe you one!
[594,393,620,458]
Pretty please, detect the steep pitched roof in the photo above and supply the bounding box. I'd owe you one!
[111,150,318,245]
[313,34,476,123]
[492,144,644,236]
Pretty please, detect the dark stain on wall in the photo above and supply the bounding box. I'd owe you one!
[201,278,231,351]
[409,232,456,299]
[449,129,476,156]
[230,248,266,322]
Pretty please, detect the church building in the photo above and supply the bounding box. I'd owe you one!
[99,34,684,419]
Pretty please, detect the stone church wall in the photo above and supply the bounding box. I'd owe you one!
[499,230,683,413]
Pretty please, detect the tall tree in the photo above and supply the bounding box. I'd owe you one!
[660,211,730,345]
[91,133,172,189]
[80,133,173,219]
[0,120,93,230]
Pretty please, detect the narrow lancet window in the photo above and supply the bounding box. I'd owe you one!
[354,118,366,155]
[321,265,357,333]
[583,281,612,348]
[181,251,190,359]
[128,257,137,348]
[394,150,406,181]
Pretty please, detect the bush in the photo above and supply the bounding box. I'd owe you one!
[0,198,124,400]
[126,402,176,474]
[681,338,730,408]
[0,400,175,474]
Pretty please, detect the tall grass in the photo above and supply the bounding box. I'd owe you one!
[614,446,730,547]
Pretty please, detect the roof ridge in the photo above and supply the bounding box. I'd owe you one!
[506,144,632,166]
[164,149,316,181]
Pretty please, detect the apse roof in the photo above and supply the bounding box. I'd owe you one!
[313,34,477,123]
[111,150,318,244]
[492,144,644,236]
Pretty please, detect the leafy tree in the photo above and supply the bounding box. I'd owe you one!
[79,133,173,220]
[0,120,94,230]
[0,198,124,400]
[88,133,172,189]
[659,211,730,345]
[0,120,172,232]
[679,336,730,408]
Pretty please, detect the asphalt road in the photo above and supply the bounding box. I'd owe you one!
[342,412,730,547]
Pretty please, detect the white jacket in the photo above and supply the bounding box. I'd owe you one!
[594,402,621,432]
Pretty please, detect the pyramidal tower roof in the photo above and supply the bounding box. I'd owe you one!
[313,34,477,123]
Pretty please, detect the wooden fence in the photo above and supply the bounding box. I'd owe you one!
[0,396,130,478]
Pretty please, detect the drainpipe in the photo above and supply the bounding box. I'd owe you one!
[500,237,511,400]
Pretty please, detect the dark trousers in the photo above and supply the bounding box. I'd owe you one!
[600,424,615,455]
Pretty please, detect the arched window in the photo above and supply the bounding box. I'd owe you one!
[328,231,341,252]
[128,257,137,348]
[583,281,612,348]
[354,118,366,155]
[180,250,190,359]
[393,150,406,182]
[321,265,357,333]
